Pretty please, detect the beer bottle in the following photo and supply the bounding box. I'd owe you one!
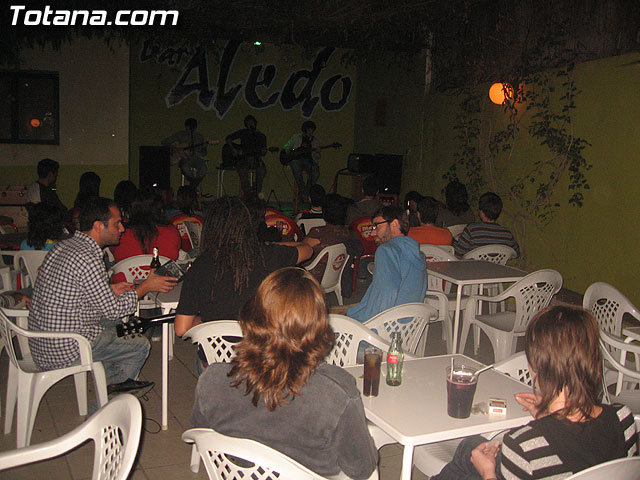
[150,247,161,270]
[386,332,403,386]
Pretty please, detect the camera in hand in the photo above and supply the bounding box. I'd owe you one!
[154,260,185,282]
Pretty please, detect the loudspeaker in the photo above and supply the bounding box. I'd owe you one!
[347,153,377,173]
[374,154,403,194]
[139,146,170,190]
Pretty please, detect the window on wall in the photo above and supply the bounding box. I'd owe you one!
[0,71,59,144]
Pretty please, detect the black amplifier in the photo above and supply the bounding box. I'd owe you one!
[347,153,377,173]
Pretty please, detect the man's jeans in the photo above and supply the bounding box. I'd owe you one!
[430,435,502,480]
[291,158,319,199]
[91,320,150,385]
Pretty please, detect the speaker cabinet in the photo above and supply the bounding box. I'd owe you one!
[374,154,403,194]
[139,146,170,190]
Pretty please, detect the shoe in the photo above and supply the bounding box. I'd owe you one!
[107,379,154,394]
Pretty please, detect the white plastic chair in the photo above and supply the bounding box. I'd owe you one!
[304,243,350,305]
[414,352,533,477]
[0,307,109,448]
[463,245,518,312]
[328,314,414,450]
[0,393,142,480]
[565,456,640,479]
[183,320,242,364]
[584,282,640,393]
[109,254,172,284]
[421,245,464,352]
[462,244,517,264]
[297,218,326,236]
[460,269,562,363]
[110,253,175,355]
[583,282,640,336]
[446,224,467,240]
[327,314,395,367]
[419,244,455,258]
[182,320,243,473]
[183,427,378,480]
[364,303,438,356]
[599,330,640,399]
[13,250,48,289]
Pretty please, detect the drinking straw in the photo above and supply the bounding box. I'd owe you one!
[450,357,454,380]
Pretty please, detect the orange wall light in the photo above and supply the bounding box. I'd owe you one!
[489,82,513,105]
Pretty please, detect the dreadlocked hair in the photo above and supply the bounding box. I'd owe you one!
[200,196,265,294]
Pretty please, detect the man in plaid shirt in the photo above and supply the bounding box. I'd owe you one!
[28,197,178,394]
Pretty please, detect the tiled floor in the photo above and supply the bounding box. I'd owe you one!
[0,270,499,479]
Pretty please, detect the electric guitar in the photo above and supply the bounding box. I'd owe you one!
[279,142,342,166]
[116,313,176,337]
[221,143,280,168]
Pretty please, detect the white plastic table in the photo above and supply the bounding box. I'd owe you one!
[154,283,182,430]
[344,354,532,480]
[426,260,526,353]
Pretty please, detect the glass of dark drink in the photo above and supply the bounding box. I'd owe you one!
[363,347,382,397]
[446,365,478,418]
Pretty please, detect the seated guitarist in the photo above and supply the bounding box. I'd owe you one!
[225,115,267,199]
[161,118,208,186]
[284,120,320,203]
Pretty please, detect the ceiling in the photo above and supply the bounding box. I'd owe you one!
[2,0,639,90]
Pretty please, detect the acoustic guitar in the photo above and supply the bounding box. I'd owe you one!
[169,139,220,166]
[221,142,280,168]
[170,140,220,184]
[116,313,176,338]
[279,142,342,166]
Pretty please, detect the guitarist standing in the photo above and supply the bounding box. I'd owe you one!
[284,120,320,203]
[225,115,267,199]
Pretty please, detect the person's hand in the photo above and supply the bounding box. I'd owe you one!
[111,282,135,296]
[470,441,499,480]
[515,392,541,417]
[136,272,178,298]
[143,272,178,293]
[11,292,31,308]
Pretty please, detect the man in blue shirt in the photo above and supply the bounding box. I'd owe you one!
[347,206,428,322]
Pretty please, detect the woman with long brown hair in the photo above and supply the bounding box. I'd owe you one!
[190,267,377,479]
[432,306,637,480]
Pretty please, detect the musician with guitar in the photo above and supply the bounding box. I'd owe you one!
[225,115,268,199]
[282,121,341,203]
[161,118,219,187]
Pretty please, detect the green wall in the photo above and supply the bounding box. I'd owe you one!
[357,52,640,302]
[353,52,428,193]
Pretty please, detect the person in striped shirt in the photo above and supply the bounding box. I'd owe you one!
[432,306,637,480]
[453,192,520,258]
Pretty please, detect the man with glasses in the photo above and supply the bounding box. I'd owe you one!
[347,206,427,322]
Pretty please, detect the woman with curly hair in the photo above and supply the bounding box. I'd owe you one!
[191,267,377,479]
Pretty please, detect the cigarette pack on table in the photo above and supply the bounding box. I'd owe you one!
[489,398,507,415]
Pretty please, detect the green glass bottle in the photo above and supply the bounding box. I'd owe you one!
[386,332,403,386]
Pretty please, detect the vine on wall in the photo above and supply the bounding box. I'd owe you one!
[443,64,591,264]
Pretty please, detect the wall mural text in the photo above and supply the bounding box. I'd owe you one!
[140,39,353,118]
